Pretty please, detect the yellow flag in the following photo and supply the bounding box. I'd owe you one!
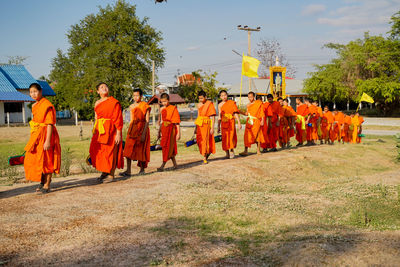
[360,92,374,103]
[242,55,260,78]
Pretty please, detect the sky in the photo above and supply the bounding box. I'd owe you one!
[0,0,399,86]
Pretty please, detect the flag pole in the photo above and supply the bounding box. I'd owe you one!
[239,74,243,107]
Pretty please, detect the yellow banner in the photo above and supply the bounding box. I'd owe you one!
[241,55,260,78]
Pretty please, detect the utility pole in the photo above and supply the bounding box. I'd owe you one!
[152,60,156,127]
[237,25,260,92]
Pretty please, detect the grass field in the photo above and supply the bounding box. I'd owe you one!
[1,125,400,266]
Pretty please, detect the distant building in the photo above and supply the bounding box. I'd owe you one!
[0,65,55,124]
[226,77,307,109]
[177,74,201,86]
[155,83,179,95]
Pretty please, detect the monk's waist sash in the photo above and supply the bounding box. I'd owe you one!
[195,116,211,127]
[29,121,47,133]
[93,118,111,135]
[246,114,259,126]
[296,115,306,130]
[221,113,233,123]
[162,121,173,127]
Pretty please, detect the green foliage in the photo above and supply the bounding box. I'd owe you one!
[177,70,219,102]
[60,147,73,177]
[389,11,400,40]
[304,12,400,114]
[49,0,165,119]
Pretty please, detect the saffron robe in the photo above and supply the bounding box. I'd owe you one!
[244,100,265,148]
[295,104,309,144]
[196,100,216,156]
[160,105,180,162]
[123,101,151,168]
[90,97,124,173]
[24,97,61,182]
[220,100,239,151]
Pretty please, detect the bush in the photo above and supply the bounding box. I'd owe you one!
[60,147,73,177]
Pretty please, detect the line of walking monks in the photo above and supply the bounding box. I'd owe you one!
[23,82,365,193]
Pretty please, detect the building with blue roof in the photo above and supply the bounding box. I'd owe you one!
[0,65,56,125]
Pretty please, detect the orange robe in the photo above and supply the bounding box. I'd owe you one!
[196,100,216,156]
[90,97,124,173]
[24,97,61,182]
[316,107,323,140]
[351,115,361,143]
[334,112,345,142]
[160,105,181,162]
[322,111,335,142]
[286,106,297,139]
[261,102,272,149]
[278,106,290,147]
[343,115,352,143]
[296,104,309,144]
[244,100,265,148]
[267,101,280,148]
[123,101,151,168]
[356,116,364,143]
[306,105,319,141]
[220,100,239,151]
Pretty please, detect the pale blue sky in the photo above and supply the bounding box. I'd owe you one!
[0,0,398,86]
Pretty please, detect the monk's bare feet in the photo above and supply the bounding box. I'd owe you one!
[36,183,44,192]
[229,151,235,159]
[203,159,208,164]
[138,169,145,175]
[239,151,248,157]
[225,151,230,159]
[157,167,164,172]
[103,175,114,183]
[119,171,132,177]
[206,153,211,160]
[172,165,178,170]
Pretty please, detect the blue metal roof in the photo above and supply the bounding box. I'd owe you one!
[0,71,34,102]
[37,80,56,96]
[0,65,37,89]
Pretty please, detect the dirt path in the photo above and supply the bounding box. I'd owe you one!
[1,138,400,266]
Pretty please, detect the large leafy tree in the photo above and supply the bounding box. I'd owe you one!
[49,0,165,119]
[304,13,400,114]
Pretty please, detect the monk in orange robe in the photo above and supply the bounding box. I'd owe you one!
[195,90,216,164]
[295,97,308,146]
[305,99,318,145]
[356,112,364,143]
[276,98,292,148]
[283,99,297,147]
[24,83,61,193]
[218,90,241,159]
[239,92,265,156]
[264,94,279,152]
[343,114,352,143]
[351,113,361,144]
[157,93,181,171]
[261,99,272,152]
[90,83,124,182]
[122,89,151,175]
[312,101,323,144]
[322,106,335,144]
[333,110,345,143]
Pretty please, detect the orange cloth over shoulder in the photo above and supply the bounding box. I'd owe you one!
[160,105,180,162]
[196,100,216,156]
[244,100,265,148]
[90,97,124,173]
[220,100,239,151]
[24,97,61,182]
[322,111,335,141]
[307,105,319,141]
[123,101,151,168]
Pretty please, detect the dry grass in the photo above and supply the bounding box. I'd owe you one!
[1,126,400,266]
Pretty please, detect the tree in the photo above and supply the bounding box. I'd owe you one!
[5,56,28,65]
[177,70,219,103]
[255,38,296,78]
[389,10,400,40]
[49,0,165,119]
[304,30,400,114]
